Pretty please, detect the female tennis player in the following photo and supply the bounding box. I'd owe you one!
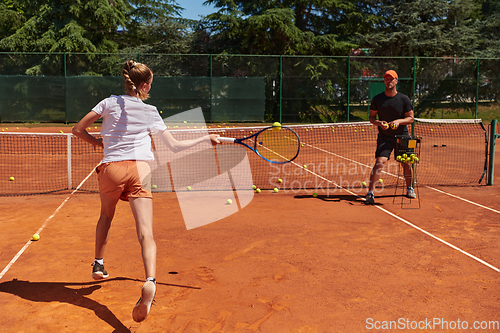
[72,60,220,322]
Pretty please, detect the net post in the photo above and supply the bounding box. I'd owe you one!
[67,134,72,190]
[488,119,498,186]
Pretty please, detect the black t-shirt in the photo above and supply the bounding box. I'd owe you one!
[370,92,413,137]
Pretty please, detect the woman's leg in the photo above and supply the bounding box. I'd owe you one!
[128,197,156,279]
[129,196,156,322]
[95,193,119,259]
[92,192,119,279]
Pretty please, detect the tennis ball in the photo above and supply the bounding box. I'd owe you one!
[252,185,257,190]
[362,181,367,187]
[303,165,307,169]
[187,186,192,191]
[378,179,383,183]
[9,176,14,181]
[390,123,397,129]
[383,123,389,129]
[273,188,279,193]
[278,178,283,183]
[256,188,261,193]
[152,184,157,189]
[396,155,401,161]
[227,199,232,205]
[402,153,407,158]
[32,234,40,241]
[272,122,281,131]
[312,192,318,197]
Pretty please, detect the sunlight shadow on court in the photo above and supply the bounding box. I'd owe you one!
[0,277,201,332]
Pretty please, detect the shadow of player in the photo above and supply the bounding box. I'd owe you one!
[0,277,201,332]
[0,277,131,332]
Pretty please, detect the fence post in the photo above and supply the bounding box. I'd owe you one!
[475,58,480,119]
[279,55,283,124]
[488,119,499,186]
[64,53,68,123]
[347,56,350,122]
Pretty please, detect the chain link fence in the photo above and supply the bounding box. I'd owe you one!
[0,53,498,123]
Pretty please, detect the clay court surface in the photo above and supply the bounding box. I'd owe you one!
[1,126,500,332]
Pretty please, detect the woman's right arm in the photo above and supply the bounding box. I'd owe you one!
[159,129,219,153]
[72,111,103,148]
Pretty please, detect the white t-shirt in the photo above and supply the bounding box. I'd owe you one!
[93,95,167,163]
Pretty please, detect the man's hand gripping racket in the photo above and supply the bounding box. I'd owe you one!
[218,125,301,164]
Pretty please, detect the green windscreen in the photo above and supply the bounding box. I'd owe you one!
[0,76,265,123]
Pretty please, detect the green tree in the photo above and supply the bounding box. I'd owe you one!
[200,0,382,55]
[356,0,483,57]
[0,0,129,54]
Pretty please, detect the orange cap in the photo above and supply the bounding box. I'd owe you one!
[384,70,398,79]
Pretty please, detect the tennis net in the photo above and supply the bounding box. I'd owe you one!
[0,118,488,196]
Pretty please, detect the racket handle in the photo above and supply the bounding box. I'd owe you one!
[218,137,236,143]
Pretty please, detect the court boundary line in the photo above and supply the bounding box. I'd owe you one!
[303,141,499,214]
[0,165,98,281]
[426,186,500,214]
[288,156,500,273]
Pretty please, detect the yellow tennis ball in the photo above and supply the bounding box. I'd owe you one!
[152,184,157,189]
[9,176,15,181]
[390,123,397,129]
[32,234,40,241]
[303,165,307,169]
[383,124,389,129]
[362,181,367,187]
[273,188,279,193]
[272,121,281,131]
[227,199,232,205]
[312,192,318,197]
[378,179,383,183]
[278,178,283,183]
[252,185,257,190]
[187,186,192,191]
[256,188,261,193]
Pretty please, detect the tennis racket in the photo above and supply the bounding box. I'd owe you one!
[218,126,301,164]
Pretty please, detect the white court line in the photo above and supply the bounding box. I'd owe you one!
[373,204,500,272]
[0,165,98,281]
[426,186,500,214]
[296,144,500,273]
[302,141,499,213]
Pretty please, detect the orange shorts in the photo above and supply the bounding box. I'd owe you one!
[96,160,152,201]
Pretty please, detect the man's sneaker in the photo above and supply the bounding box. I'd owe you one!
[91,262,109,280]
[406,187,417,199]
[132,279,156,322]
[365,192,375,204]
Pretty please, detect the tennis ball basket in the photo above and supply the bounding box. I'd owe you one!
[393,135,421,209]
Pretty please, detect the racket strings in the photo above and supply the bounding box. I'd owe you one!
[255,128,300,162]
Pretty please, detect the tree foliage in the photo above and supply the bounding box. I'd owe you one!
[0,0,499,57]
[199,0,384,55]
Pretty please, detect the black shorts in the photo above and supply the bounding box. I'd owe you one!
[375,135,397,159]
[375,134,412,159]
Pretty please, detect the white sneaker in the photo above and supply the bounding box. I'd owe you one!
[406,187,417,199]
[132,279,156,322]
